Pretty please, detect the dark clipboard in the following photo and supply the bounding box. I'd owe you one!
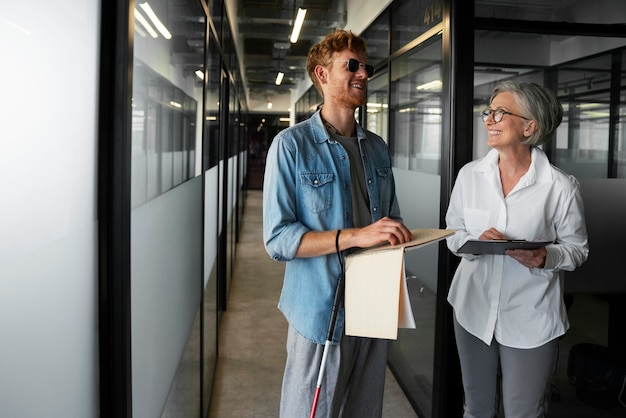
[457,239,553,255]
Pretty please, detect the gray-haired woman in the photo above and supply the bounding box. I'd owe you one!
[445,81,589,417]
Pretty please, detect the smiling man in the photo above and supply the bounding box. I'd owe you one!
[263,29,413,417]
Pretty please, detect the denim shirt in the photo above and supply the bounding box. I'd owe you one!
[263,110,403,344]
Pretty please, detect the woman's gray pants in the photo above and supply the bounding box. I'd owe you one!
[454,316,558,418]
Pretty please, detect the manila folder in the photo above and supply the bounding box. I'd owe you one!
[344,247,414,340]
[344,228,454,340]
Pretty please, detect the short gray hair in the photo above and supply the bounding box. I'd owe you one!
[490,81,563,147]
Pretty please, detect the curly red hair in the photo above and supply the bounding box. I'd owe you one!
[306,29,368,94]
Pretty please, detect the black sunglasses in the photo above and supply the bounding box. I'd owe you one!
[331,58,375,78]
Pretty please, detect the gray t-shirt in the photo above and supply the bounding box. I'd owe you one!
[331,132,371,228]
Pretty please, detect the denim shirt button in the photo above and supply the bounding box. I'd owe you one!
[368,179,372,184]
[372,207,378,212]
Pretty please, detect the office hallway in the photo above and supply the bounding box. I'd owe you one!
[208,190,418,417]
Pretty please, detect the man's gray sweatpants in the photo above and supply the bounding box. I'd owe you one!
[280,324,388,418]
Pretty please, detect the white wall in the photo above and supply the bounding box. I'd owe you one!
[345,0,392,35]
[0,1,100,417]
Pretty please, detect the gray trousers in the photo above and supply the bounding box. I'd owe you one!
[454,316,558,418]
[280,324,388,418]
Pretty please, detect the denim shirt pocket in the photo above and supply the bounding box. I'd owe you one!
[375,167,392,180]
[375,167,393,209]
[300,172,334,213]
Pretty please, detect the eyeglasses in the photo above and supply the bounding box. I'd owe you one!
[481,108,528,123]
[330,58,375,78]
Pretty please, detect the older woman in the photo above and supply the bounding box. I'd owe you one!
[445,81,589,417]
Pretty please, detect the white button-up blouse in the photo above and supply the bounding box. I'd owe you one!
[445,147,589,349]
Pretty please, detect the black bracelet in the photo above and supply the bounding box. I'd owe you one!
[335,229,344,278]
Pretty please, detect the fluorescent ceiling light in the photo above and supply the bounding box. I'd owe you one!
[279,117,290,122]
[267,102,273,109]
[135,9,158,38]
[195,69,204,80]
[169,101,182,108]
[583,111,610,118]
[416,80,442,90]
[290,8,307,43]
[366,103,388,109]
[577,102,602,109]
[139,2,172,39]
[275,71,285,86]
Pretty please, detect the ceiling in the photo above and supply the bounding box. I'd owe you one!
[159,0,616,113]
[237,0,347,112]
[144,0,345,113]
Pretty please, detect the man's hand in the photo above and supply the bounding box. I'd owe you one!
[295,218,413,258]
[347,217,413,248]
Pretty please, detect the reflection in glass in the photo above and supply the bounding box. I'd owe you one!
[474,26,626,179]
[387,35,443,418]
[360,9,389,68]
[554,54,613,178]
[390,36,442,174]
[131,1,205,417]
[618,49,626,178]
[202,31,221,417]
[475,0,625,25]
[132,63,198,208]
[391,0,442,54]
[367,72,389,140]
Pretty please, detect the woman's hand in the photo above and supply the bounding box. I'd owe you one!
[479,227,507,241]
[506,247,547,268]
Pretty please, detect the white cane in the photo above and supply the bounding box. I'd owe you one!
[309,229,345,418]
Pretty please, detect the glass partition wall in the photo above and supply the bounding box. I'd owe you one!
[202,26,222,418]
[387,34,443,418]
[359,0,452,415]
[130,0,205,416]
[100,0,246,416]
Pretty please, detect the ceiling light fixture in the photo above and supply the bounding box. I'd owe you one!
[134,9,158,38]
[139,2,172,40]
[416,80,442,90]
[275,71,285,86]
[195,69,204,80]
[267,101,273,110]
[290,8,307,43]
